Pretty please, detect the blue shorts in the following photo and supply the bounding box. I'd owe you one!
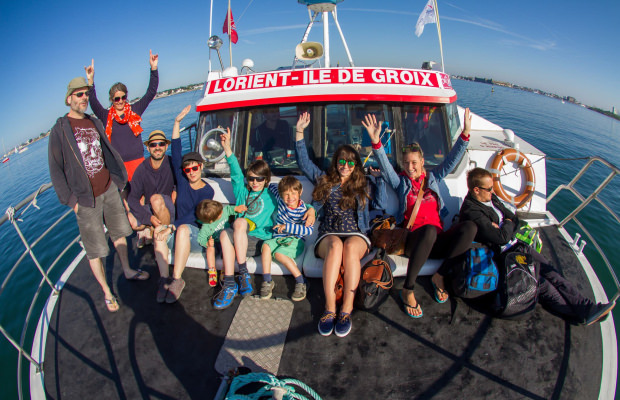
[167,223,203,254]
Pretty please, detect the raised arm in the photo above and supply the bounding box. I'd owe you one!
[173,105,192,140]
[294,112,324,183]
[363,114,400,190]
[431,108,471,181]
[132,50,159,114]
[84,59,107,121]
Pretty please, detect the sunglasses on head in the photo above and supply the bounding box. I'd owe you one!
[337,159,355,167]
[183,165,200,174]
[114,95,127,103]
[477,186,493,192]
[73,91,90,98]
[402,144,421,153]
[247,176,266,182]
[148,141,167,148]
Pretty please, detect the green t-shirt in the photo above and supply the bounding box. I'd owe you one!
[227,154,277,240]
[197,205,236,247]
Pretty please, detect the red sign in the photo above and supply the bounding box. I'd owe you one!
[207,68,445,95]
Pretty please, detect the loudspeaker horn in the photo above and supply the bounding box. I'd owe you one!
[295,42,324,60]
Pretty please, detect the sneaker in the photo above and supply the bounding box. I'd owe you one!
[334,312,352,338]
[165,278,186,304]
[156,277,171,304]
[237,273,254,297]
[214,284,239,310]
[260,280,275,299]
[208,268,218,287]
[292,282,307,302]
[318,310,337,336]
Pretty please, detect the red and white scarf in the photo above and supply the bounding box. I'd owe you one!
[105,103,143,141]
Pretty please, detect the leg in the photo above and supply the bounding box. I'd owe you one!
[220,229,236,276]
[150,194,171,226]
[340,236,369,314]
[316,236,344,313]
[261,243,273,275]
[88,257,114,299]
[402,225,437,316]
[538,263,597,323]
[153,234,171,278]
[214,229,240,310]
[171,225,191,280]
[274,252,302,278]
[232,218,249,264]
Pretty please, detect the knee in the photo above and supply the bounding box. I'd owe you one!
[418,225,437,244]
[233,218,248,232]
[262,243,271,253]
[150,194,164,209]
[175,224,190,239]
[459,220,478,238]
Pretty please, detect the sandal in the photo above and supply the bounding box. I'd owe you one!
[126,269,150,281]
[208,268,218,287]
[399,290,423,318]
[105,296,120,313]
[432,282,449,304]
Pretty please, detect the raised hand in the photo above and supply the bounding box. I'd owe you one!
[173,105,192,139]
[175,105,191,123]
[295,112,310,141]
[220,127,232,156]
[368,166,381,178]
[361,114,382,145]
[462,108,472,138]
[84,59,94,85]
[149,49,159,70]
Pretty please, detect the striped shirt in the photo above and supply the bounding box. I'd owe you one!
[268,184,314,239]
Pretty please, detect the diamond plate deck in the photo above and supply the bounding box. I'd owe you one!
[215,297,294,375]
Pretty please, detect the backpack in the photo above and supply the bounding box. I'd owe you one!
[450,244,499,299]
[493,242,540,319]
[354,249,393,311]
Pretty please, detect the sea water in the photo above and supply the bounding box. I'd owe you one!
[0,83,619,397]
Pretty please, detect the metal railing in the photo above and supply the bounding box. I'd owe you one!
[546,156,620,301]
[0,184,83,400]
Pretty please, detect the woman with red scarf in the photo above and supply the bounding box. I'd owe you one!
[85,50,159,181]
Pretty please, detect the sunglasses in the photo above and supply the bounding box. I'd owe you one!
[183,165,200,174]
[477,186,493,192]
[114,95,128,103]
[338,159,355,167]
[148,141,167,148]
[247,176,266,182]
[73,91,90,98]
[402,144,421,153]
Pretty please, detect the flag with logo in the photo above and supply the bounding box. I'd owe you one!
[223,9,238,44]
[415,0,437,37]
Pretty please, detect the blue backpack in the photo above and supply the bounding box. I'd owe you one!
[450,244,499,299]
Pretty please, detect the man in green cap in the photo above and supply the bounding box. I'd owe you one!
[48,76,150,313]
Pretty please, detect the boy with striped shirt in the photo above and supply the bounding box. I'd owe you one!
[260,176,315,301]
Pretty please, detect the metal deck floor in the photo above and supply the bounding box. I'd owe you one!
[43,226,604,399]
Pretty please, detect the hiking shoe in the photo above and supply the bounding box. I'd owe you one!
[156,277,171,304]
[292,282,307,302]
[214,284,239,310]
[318,310,337,336]
[208,268,218,287]
[237,273,253,297]
[165,278,186,303]
[334,312,352,338]
[260,280,275,299]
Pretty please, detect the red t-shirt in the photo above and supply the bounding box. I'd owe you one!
[403,172,443,233]
[68,117,111,197]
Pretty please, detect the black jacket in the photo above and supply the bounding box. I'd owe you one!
[48,114,128,209]
[459,192,519,255]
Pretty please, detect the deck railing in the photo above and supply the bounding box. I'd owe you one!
[546,156,620,302]
[0,184,83,400]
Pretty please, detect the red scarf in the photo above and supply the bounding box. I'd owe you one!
[105,103,143,141]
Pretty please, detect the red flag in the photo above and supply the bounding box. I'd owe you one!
[223,9,238,44]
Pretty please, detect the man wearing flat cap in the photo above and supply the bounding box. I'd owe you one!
[126,130,176,249]
[153,105,215,303]
[48,77,150,313]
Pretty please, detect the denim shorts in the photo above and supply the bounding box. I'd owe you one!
[166,223,203,254]
[76,181,133,260]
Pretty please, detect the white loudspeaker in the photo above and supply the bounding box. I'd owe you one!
[295,42,324,60]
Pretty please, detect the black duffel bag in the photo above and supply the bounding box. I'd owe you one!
[355,249,393,311]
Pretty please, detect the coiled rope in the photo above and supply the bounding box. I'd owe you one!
[225,372,322,400]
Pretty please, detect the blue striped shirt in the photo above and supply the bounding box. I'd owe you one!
[268,184,314,239]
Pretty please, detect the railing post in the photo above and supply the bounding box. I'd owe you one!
[0,325,41,371]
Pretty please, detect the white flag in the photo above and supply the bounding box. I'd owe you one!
[415,0,437,37]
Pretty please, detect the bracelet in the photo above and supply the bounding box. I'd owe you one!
[296,130,304,133]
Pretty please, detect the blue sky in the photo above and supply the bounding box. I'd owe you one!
[1,0,619,149]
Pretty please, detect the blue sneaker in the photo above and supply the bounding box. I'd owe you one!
[214,284,238,310]
[334,312,352,338]
[318,310,337,336]
[237,273,254,297]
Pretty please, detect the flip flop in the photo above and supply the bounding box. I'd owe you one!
[399,290,423,318]
[105,296,120,313]
[432,282,449,304]
[126,269,150,281]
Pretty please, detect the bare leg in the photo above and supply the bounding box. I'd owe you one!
[340,236,368,314]
[274,252,302,278]
[113,237,141,278]
[154,235,170,278]
[431,272,449,302]
[261,243,272,275]
[150,194,171,226]
[127,211,146,231]
[317,236,344,312]
[220,230,236,276]
[88,257,114,299]
[171,225,191,280]
[232,218,249,264]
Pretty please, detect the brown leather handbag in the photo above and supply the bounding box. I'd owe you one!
[354,249,393,311]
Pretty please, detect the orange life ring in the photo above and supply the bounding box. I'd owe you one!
[489,148,535,209]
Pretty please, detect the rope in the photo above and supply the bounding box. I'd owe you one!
[225,372,323,400]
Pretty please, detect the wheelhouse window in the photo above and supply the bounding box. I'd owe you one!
[402,104,449,167]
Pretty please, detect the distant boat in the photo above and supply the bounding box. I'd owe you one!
[491,86,494,92]
[2,157,8,163]
[18,146,28,153]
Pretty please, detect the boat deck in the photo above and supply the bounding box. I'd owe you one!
[43,225,604,399]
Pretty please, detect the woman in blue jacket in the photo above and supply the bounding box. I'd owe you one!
[296,112,385,338]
